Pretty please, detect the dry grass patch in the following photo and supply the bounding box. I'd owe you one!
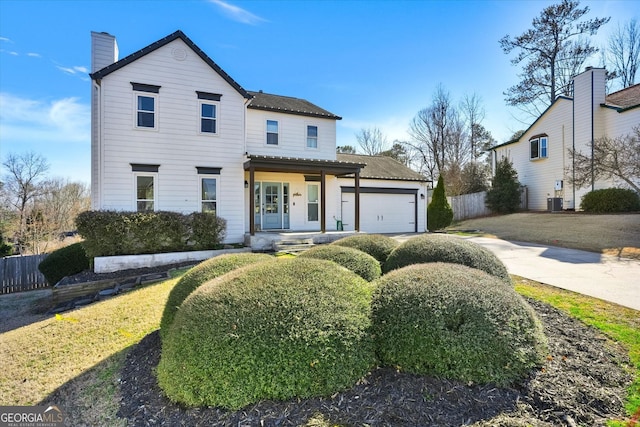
[450,213,640,259]
[0,276,180,407]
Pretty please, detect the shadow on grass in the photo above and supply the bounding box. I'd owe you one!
[38,346,131,427]
[0,289,54,334]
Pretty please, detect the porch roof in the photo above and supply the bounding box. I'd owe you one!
[244,154,366,176]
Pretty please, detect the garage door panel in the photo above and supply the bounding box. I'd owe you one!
[341,192,415,233]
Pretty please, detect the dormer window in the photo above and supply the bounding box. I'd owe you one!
[530,135,548,160]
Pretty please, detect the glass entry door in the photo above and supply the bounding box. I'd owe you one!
[254,182,289,230]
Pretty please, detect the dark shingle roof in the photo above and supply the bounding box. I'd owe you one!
[90,30,252,99]
[605,83,640,111]
[336,153,429,182]
[247,91,342,120]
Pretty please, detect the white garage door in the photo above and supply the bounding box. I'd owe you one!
[341,192,416,233]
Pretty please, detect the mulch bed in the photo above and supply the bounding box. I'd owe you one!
[118,298,633,426]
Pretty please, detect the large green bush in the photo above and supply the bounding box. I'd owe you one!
[38,242,90,285]
[76,211,227,257]
[371,263,547,385]
[331,234,398,263]
[383,234,511,284]
[298,244,381,281]
[158,258,376,410]
[580,188,640,213]
[160,252,273,340]
[486,157,521,214]
[427,175,454,231]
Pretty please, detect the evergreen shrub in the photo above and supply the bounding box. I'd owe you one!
[427,175,454,231]
[371,263,547,385]
[580,188,640,213]
[157,258,376,410]
[159,252,273,340]
[331,234,398,263]
[486,158,521,213]
[382,234,511,284]
[298,244,381,281]
[38,242,90,285]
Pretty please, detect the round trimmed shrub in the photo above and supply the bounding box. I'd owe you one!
[383,234,511,284]
[298,244,381,281]
[331,234,398,263]
[160,252,273,339]
[38,242,90,285]
[371,263,547,385]
[580,188,640,213]
[158,257,376,410]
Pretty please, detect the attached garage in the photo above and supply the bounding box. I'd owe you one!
[341,188,417,233]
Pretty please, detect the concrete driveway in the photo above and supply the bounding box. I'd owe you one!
[389,233,640,311]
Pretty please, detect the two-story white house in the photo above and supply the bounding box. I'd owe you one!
[90,30,428,244]
[492,67,640,211]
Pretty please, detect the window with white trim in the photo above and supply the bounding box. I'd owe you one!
[307,183,319,222]
[266,120,278,145]
[136,95,156,128]
[530,136,548,160]
[201,177,217,214]
[136,175,155,212]
[307,125,318,148]
[200,102,218,134]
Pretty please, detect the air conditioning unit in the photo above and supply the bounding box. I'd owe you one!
[547,197,563,212]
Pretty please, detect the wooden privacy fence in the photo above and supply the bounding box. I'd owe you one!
[447,191,491,221]
[0,254,48,294]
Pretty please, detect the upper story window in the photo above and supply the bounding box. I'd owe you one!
[200,103,217,134]
[529,135,548,160]
[132,82,160,129]
[197,91,221,135]
[307,125,318,148]
[266,120,279,145]
[137,96,156,128]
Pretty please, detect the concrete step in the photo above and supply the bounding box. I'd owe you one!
[273,238,315,254]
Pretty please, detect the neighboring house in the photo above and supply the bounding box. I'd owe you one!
[491,67,640,211]
[90,30,428,244]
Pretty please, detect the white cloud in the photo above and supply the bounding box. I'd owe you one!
[209,0,267,25]
[0,36,12,43]
[27,52,41,58]
[55,64,90,81]
[1,49,18,56]
[0,93,90,144]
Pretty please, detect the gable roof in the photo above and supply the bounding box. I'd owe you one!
[89,30,252,99]
[604,83,640,111]
[247,91,342,120]
[336,153,429,182]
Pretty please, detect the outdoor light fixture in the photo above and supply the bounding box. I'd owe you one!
[244,180,249,188]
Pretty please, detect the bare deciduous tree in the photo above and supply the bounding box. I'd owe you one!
[567,126,640,193]
[355,127,389,155]
[606,19,640,89]
[2,152,50,253]
[500,0,609,117]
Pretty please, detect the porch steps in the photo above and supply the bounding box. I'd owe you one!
[273,238,315,254]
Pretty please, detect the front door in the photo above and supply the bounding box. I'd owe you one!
[262,182,282,229]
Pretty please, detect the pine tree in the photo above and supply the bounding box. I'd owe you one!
[486,158,521,214]
[427,175,454,231]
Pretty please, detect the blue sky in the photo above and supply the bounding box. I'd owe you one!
[0,0,636,185]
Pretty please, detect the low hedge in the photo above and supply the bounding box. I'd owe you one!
[383,234,511,284]
[580,188,640,213]
[298,245,381,281]
[331,234,398,263]
[75,210,227,257]
[157,257,376,410]
[38,242,90,285]
[159,252,273,340]
[371,263,547,386]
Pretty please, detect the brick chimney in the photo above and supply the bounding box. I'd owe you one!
[91,31,118,73]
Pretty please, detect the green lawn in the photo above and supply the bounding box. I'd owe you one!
[1,271,637,426]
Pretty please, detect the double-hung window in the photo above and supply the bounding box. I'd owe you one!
[201,177,217,214]
[196,91,221,135]
[266,120,279,145]
[136,175,155,212]
[132,83,160,129]
[529,135,548,160]
[307,125,318,148]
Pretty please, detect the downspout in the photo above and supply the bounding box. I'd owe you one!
[591,71,595,191]
[572,80,576,209]
[93,79,102,210]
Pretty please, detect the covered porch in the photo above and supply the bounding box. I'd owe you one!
[244,155,366,236]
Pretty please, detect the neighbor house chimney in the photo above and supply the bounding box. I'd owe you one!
[91,31,118,73]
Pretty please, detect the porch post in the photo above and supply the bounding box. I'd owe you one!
[249,166,255,236]
[355,170,360,232]
[320,170,326,233]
